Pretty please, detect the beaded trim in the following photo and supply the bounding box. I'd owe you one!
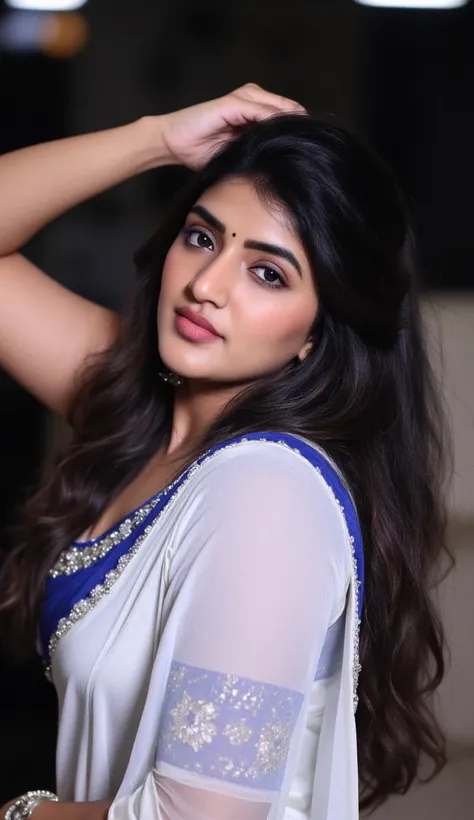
[318,471,362,710]
[275,439,362,711]
[45,436,363,710]
[45,524,152,680]
[49,486,179,578]
[45,463,190,678]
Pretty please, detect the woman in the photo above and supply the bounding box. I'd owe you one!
[0,84,449,820]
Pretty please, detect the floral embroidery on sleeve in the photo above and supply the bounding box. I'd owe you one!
[156,661,304,790]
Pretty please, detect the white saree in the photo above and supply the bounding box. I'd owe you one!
[41,433,363,820]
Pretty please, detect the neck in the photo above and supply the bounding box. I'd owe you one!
[165,378,245,456]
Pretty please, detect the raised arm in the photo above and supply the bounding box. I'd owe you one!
[0,118,169,417]
[0,84,302,419]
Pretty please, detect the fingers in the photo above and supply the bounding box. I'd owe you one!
[233,82,306,114]
[222,98,288,128]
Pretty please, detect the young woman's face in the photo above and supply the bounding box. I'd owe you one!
[157,178,318,386]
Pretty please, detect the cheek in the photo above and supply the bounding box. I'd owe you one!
[160,247,179,295]
[158,245,187,314]
[239,297,316,347]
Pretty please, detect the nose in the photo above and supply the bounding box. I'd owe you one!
[187,252,235,308]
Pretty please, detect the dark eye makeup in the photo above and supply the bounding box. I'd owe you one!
[181,225,289,291]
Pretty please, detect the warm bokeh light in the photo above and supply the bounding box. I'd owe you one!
[41,12,88,58]
[0,10,88,57]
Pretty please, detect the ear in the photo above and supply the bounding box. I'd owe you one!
[297,340,313,362]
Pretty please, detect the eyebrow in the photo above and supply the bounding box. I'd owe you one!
[189,205,226,235]
[188,204,303,278]
[243,240,302,278]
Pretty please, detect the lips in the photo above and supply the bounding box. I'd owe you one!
[175,307,221,337]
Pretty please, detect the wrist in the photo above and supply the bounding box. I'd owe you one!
[130,115,178,172]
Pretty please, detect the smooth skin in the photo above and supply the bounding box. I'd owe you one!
[0,84,310,820]
[157,178,317,444]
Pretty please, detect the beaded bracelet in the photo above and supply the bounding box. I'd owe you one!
[5,791,58,820]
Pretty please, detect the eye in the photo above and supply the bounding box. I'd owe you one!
[251,266,287,290]
[183,226,214,251]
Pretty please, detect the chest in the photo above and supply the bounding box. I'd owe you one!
[82,455,188,542]
[53,501,181,703]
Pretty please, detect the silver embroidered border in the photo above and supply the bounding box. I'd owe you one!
[45,437,363,710]
[308,461,362,712]
[252,438,362,711]
[49,485,179,578]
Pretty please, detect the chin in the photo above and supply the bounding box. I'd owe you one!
[158,340,216,381]
[158,351,208,381]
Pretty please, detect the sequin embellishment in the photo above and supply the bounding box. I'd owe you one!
[169,691,218,752]
[45,523,154,679]
[49,488,177,578]
[157,661,303,790]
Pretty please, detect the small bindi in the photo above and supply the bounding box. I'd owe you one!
[232,232,236,237]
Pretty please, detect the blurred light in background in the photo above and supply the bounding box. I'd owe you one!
[0,11,88,57]
[5,0,88,10]
[354,0,469,7]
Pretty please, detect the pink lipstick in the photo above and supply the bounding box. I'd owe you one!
[175,308,222,343]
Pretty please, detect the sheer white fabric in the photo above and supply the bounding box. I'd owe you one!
[50,440,358,819]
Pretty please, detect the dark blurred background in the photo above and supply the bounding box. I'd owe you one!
[1,0,473,816]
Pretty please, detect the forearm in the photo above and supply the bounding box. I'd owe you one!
[0,116,172,256]
[32,800,112,820]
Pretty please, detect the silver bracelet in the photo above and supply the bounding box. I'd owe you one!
[5,791,58,820]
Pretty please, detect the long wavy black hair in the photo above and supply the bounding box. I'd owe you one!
[0,114,451,810]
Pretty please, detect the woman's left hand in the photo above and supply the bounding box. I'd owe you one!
[157,83,306,170]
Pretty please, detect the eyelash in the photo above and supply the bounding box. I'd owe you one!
[182,226,288,290]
